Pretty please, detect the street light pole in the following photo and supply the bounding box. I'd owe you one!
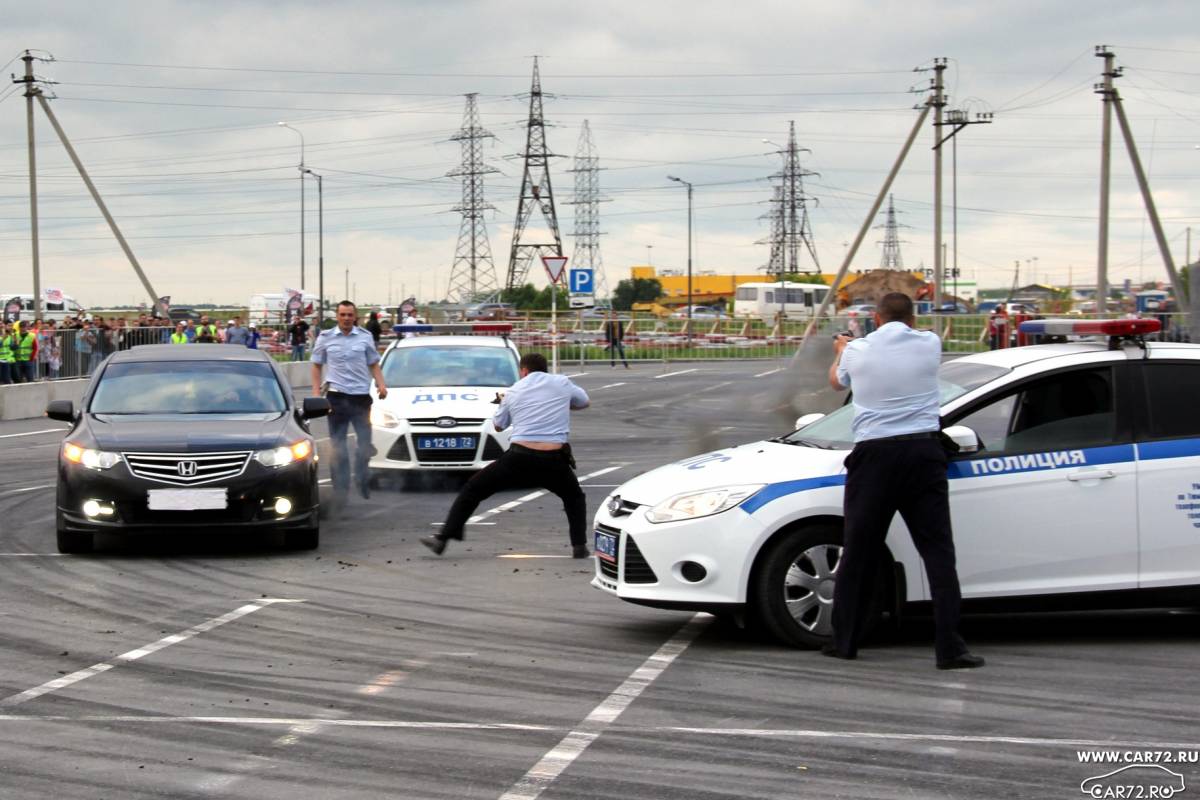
[667,175,694,343]
[278,122,305,291]
[303,168,324,328]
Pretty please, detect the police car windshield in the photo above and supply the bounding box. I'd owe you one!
[90,361,287,414]
[782,361,1009,449]
[382,345,519,388]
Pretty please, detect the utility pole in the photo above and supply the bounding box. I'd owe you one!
[507,57,564,289]
[932,58,947,321]
[447,93,500,303]
[667,176,694,342]
[934,102,991,307]
[1095,46,1116,316]
[16,51,42,321]
[303,169,325,327]
[567,120,611,301]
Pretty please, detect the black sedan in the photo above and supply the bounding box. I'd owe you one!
[46,344,330,553]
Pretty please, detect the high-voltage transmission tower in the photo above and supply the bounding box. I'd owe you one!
[446,93,501,303]
[566,120,610,300]
[875,193,909,270]
[506,56,564,289]
[761,121,820,276]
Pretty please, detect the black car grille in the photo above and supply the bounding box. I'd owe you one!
[623,535,658,584]
[481,435,504,461]
[407,417,486,427]
[596,523,620,580]
[387,438,411,461]
[122,451,251,486]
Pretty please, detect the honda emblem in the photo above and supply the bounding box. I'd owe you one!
[177,460,198,478]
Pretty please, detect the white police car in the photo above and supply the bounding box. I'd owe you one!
[367,325,520,476]
[592,319,1200,646]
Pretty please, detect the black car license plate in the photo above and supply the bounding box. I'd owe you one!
[416,435,477,450]
[594,530,617,563]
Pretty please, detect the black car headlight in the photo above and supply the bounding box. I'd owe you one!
[253,439,313,468]
[62,442,121,470]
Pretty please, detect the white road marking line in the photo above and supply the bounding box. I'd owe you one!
[0,428,66,439]
[653,368,699,379]
[0,484,54,497]
[318,478,331,485]
[431,521,497,526]
[659,728,1200,750]
[0,553,64,557]
[496,554,572,559]
[753,367,785,378]
[466,464,623,523]
[595,382,626,390]
[0,715,553,731]
[694,380,733,394]
[499,613,710,800]
[0,598,302,708]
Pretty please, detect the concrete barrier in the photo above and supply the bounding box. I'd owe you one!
[0,361,315,421]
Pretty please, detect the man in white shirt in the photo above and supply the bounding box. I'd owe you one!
[826,292,983,670]
[423,352,591,558]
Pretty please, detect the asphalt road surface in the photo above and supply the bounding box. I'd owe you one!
[1,359,1197,799]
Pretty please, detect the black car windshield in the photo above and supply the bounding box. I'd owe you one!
[782,360,1010,449]
[382,345,519,388]
[90,361,288,414]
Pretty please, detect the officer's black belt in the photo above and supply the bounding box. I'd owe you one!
[863,431,940,442]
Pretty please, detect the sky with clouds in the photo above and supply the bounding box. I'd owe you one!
[0,0,1196,308]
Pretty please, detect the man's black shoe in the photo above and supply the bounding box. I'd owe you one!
[359,482,370,500]
[820,644,856,660]
[936,652,986,670]
[572,544,591,559]
[420,535,447,556]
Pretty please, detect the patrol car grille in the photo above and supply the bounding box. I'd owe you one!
[623,535,658,584]
[407,417,486,427]
[122,451,251,486]
[386,438,411,461]
[596,523,621,580]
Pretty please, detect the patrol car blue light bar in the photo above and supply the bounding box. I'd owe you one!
[1017,318,1161,337]
[395,323,513,335]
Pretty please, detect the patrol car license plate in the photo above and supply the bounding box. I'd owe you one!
[594,530,617,563]
[147,488,228,511]
[416,436,477,450]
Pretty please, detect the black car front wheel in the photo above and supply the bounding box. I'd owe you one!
[284,523,319,550]
[56,511,94,554]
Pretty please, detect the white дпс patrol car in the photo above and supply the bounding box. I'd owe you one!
[367,325,520,478]
[592,318,1200,647]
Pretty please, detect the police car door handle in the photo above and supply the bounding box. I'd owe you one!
[1066,469,1116,482]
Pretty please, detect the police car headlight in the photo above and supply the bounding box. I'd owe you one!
[254,440,313,468]
[370,407,402,429]
[63,442,121,470]
[644,484,764,524]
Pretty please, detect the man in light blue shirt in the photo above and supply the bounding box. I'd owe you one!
[424,352,591,558]
[825,292,982,670]
[311,300,388,503]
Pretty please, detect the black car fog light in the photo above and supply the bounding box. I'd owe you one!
[273,497,293,516]
[679,561,707,583]
[82,499,115,518]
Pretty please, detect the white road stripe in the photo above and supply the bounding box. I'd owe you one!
[466,464,623,523]
[653,368,699,379]
[660,728,1200,750]
[0,598,302,708]
[0,428,66,439]
[0,484,54,498]
[499,613,710,800]
[0,715,553,731]
[0,553,64,557]
[753,367,785,378]
[595,382,626,390]
[496,554,572,559]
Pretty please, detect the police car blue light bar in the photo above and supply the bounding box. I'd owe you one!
[395,323,513,335]
[1017,318,1161,337]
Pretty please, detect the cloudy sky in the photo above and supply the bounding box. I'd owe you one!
[0,0,1196,308]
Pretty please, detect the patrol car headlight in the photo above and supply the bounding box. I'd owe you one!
[254,440,313,468]
[644,484,765,524]
[63,442,121,470]
[370,407,402,429]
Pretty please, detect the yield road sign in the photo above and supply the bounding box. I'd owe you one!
[568,267,594,294]
[542,255,568,284]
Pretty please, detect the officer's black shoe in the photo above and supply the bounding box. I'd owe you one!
[420,535,447,556]
[359,482,370,500]
[572,544,590,559]
[936,652,986,670]
[820,644,856,660]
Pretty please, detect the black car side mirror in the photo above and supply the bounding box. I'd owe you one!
[301,397,331,420]
[46,400,75,422]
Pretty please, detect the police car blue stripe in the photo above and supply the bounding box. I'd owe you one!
[740,474,846,515]
[1136,438,1200,461]
[947,443,1135,479]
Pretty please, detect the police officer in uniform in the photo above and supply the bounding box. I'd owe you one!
[422,352,591,558]
[311,300,388,505]
[826,292,984,670]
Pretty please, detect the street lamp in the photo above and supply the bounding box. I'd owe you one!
[302,167,324,328]
[278,122,306,291]
[667,175,694,342]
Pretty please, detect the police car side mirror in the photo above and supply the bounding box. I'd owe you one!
[46,400,75,422]
[301,397,331,420]
[794,412,825,430]
[943,425,981,454]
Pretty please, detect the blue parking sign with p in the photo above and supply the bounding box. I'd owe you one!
[569,268,594,294]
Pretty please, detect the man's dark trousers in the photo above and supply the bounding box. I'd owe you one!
[327,392,373,494]
[441,444,587,546]
[832,436,967,661]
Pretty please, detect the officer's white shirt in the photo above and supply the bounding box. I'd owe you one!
[836,320,941,443]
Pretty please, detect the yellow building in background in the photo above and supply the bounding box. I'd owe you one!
[630,266,847,308]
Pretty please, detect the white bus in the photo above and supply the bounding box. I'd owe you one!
[733,282,831,322]
[247,292,319,325]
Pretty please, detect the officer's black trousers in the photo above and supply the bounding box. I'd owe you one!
[832,437,968,661]
[440,444,587,546]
